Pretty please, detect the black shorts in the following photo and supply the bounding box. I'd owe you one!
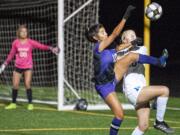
[14,67,32,74]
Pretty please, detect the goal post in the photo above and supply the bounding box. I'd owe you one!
[57,0,65,110]
[58,0,133,110]
[57,0,109,110]
[144,0,151,86]
[0,0,133,110]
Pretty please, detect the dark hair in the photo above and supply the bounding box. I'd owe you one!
[85,24,104,43]
[16,24,29,39]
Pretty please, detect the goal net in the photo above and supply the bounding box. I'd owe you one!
[0,0,58,104]
[0,0,132,110]
[58,0,132,110]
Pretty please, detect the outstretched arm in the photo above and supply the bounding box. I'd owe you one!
[30,39,50,50]
[116,43,132,51]
[99,5,136,52]
[30,39,60,55]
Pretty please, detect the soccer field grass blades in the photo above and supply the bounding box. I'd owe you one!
[27,104,34,111]
[5,103,17,110]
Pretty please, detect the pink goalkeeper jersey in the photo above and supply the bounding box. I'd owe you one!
[4,38,50,69]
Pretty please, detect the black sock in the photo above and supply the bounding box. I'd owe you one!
[12,89,18,103]
[26,89,32,104]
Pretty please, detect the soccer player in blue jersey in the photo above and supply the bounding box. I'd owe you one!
[120,30,174,135]
[86,5,168,135]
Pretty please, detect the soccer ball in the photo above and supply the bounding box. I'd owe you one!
[145,2,163,21]
[75,98,88,111]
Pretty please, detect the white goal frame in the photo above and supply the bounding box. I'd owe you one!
[57,0,134,111]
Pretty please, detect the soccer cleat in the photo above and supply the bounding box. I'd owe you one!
[5,103,17,110]
[162,48,169,59]
[154,119,174,134]
[27,104,34,111]
[159,49,169,67]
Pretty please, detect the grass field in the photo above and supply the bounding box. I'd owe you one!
[0,84,131,104]
[0,98,180,135]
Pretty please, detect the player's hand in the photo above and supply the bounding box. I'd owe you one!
[0,64,6,74]
[123,5,136,20]
[50,47,60,55]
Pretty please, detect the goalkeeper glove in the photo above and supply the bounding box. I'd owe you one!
[50,47,60,55]
[0,64,6,74]
[123,5,136,20]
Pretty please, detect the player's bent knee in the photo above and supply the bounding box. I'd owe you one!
[162,86,169,97]
[127,52,138,62]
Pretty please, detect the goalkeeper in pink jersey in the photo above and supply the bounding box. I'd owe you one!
[0,25,59,110]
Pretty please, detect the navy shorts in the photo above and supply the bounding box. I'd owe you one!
[14,67,32,74]
[95,78,118,100]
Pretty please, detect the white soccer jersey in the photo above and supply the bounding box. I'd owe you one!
[122,46,147,106]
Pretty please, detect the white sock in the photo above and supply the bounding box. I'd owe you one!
[156,97,168,122]
[131,127,144,135]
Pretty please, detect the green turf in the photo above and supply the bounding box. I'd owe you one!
[0,84,130,104]
[0,97,180,135]
[0,84,57,101]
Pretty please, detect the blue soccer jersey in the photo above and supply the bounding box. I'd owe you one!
[93,42,117,99]
[93,42,117,85]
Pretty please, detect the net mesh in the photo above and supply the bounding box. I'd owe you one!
[0,0,101,105]
[63,0,102,105]
[0,0,58,102]
[0,0,128,107]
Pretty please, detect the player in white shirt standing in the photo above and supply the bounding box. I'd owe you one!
[119,30,174,134]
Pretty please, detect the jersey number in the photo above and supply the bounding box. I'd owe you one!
[19,51,27,58]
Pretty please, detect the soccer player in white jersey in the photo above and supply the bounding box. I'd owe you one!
[119,30,174,134]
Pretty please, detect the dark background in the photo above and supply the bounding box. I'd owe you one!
[99,0,180,97]
[0,0,179,97]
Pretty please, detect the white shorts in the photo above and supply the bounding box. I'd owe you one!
[123,73,146,106]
